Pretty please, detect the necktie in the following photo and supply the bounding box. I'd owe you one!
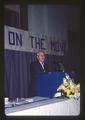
[42,63,45,72]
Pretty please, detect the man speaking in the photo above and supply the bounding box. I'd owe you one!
[30,51,49,97]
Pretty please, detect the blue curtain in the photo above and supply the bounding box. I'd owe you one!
[4,50,36,99]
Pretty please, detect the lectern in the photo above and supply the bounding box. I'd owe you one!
[35,72,66,98]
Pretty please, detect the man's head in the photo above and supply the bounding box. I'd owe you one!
[36,51,45,63]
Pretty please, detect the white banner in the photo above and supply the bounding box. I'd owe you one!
[4,25,67,55]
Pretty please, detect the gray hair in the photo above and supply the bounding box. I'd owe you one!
[36,50,45,56]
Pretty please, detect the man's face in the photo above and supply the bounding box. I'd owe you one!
[37,52,45,63]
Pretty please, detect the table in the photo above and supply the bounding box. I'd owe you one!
[5,96,80,116]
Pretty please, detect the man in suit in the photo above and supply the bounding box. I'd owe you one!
[30,51,49,97]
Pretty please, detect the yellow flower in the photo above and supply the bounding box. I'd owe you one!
[55,78,80,98]
[57,84,65,91]
[71,88,75,94]
[64,88,71,96]
[74,88,79,93]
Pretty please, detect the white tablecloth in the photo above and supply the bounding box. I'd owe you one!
[5,97,80,116]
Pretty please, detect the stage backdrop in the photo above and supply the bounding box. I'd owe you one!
[4,25,68,99]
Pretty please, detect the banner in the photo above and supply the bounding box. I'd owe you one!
[4,25,67,55]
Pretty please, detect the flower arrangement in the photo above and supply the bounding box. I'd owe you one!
[54,73,80,99]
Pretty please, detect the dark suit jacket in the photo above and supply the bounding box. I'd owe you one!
[29,61,49,96]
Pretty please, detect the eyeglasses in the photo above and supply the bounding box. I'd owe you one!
[37,55,45,57]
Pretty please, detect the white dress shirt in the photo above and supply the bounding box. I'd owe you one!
[39,62,45,72]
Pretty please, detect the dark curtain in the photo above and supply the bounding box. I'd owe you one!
[4,50,36,99]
